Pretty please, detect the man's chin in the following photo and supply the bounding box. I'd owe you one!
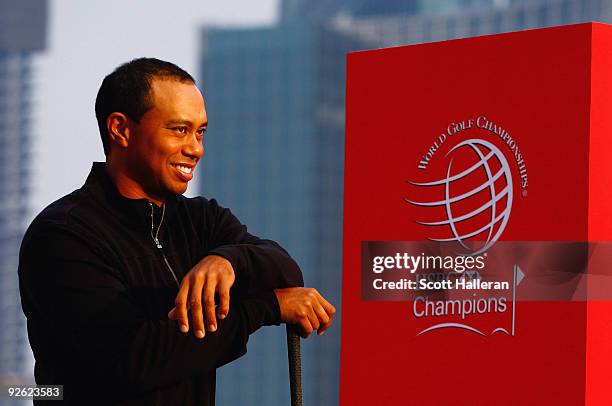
[168,182,189,196]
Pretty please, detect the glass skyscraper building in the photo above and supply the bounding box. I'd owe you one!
[326,0,610,48]
[0,0,47,389]
[199,24,364,405]
[199,0,612,404]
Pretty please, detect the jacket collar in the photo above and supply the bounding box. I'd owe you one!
[83,162,178,229]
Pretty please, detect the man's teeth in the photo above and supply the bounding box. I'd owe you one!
[175,165,193,175]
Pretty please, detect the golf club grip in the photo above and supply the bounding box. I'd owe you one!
[286,324,303,406]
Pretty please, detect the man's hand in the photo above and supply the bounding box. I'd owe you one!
[274,287,336,338]
[167,255,235,339]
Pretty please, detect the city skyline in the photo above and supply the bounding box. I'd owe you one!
[6,0,612,403]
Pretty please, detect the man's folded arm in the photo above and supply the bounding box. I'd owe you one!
[19,224,278,394]
[202,198,304,290]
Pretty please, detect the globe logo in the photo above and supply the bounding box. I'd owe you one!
[407,138,513,255]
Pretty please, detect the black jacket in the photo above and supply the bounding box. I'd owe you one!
[18,162,303,405]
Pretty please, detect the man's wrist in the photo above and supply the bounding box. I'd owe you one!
[207,249,239,276]
[240,290,282,331]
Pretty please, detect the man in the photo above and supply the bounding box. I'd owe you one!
[18,58,335,405]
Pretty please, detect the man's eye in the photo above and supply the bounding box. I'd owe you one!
[174,127,187,133]
[196,128,207,137]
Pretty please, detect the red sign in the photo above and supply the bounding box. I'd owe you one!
[341,23,612,405]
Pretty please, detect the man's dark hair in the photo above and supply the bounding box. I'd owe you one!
[95,57,195,155]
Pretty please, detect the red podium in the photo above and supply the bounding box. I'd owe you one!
[341,23,612,405]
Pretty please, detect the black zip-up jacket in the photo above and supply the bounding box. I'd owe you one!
[18,162,303,405]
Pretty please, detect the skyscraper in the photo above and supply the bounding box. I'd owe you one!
[0,0,47,387]
[323,0,610,47]
[199,1,612,404]
[200,24,365,405]
[279,0,498,22]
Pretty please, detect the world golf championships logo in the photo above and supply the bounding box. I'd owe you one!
[408,134,517,254]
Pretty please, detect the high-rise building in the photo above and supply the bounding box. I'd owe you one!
[0,0,47,387]
[279,0,497,22]
[199,24,365,405]
[199,1,612,404]
[280,0,420,21]
[327,0,610,47]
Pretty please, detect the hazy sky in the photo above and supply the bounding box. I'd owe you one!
[31,0,278,216]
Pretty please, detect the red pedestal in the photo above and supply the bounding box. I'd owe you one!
[341,23,612,405]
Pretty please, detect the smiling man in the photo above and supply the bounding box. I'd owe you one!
[18,58,335,405]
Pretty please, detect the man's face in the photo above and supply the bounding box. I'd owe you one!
[126,77,207,199]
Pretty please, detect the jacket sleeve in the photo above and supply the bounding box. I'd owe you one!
[19,223,279,395]
[202,198,304,291]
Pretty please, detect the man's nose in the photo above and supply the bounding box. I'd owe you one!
[183,133,204,159]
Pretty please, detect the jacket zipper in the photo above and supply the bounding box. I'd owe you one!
[149,202,180,287]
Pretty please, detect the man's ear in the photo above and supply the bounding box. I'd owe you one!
[107,112,131,149]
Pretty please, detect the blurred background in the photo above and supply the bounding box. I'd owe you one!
[1,0,610,404]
